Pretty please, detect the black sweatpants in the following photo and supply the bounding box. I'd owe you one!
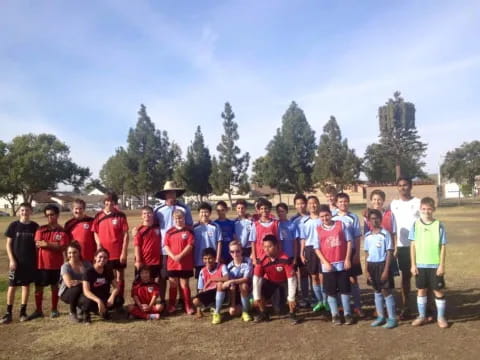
[60,285,83,314]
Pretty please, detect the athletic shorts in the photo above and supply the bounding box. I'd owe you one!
[35,269,61,287]
[397,247,411,274]
[194,266,203,279]
[367,262,394,291]
[8,267,36,286]
[242,247,252,258]
[261,279,287,301]
[195,289,216,307]
[416,268,445,291]
[134,264,162,280]
[108,259,127,270]
[167,270,193,279]
[322,270,351,296]
[304,246,321,275]
[347,248,363,277]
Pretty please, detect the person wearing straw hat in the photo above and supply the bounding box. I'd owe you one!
[154,181,193,303]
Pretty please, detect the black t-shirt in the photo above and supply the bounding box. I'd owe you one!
[83,266,114,301]
[5,220,39,268]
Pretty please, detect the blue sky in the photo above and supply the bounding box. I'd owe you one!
[1,0,479,180]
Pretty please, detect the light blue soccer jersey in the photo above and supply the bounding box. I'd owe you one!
[290,214,309,239]
[227,257,253,279]
[234,217,253,248]
[408,221,447,268]
[278,220,296,258]
[193,222,222,266]
[154,201,193,254]
[332,212,362,248]
[299,217,322,247]
[364,229,393,262]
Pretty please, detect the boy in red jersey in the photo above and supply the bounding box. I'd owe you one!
[92,192,129,298]
[164,210,195,315]
[27,205,69,320]
[64,199,96,263]
[249,198,280,264]
[128,266,164,320]
[134,206,162,283]
[192,247,228,324]
[315,205,353,325]
[252,235,299,324]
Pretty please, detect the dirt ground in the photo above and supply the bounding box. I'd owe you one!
[0,205,479,360]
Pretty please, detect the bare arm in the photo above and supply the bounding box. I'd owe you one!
[176,244,193,261]
[94,232,101,248]
[134,245,142,269]
[410,242,418,275]
[120,232,129,264]
[6,237,16,270]
[63,272,81,288]
[437,245,446,276]
[315,248,331,271]
[216,241,222,264]
[345,241,352,270]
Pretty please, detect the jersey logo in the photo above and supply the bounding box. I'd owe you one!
[83,223,90,230]
[281,229,288,240]
[376,240,382,248]
[148,286,154,292]
[112,219,118,225]
[276,266,283,272]
[326,235,340,248]
[182,232,188,240]
[55,234,62,241]
[207,231,214,237]
[94,278,106,287]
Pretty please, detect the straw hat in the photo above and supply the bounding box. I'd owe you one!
[155,181,186,200]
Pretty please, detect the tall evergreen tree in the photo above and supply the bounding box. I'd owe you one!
[313,116,361,190]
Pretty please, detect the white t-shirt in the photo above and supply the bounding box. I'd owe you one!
[390,197,420,247]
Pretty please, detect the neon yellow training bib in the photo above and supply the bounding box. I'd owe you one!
[414,219,441,265]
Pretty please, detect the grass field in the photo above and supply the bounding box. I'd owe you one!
[0,205,479,360]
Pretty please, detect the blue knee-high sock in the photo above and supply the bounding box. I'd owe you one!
[351,283,362,309]
[385,294,396,320]
[435,297,446,319]
[320,285,327,305]
[327,295,339,316]
[312,284,323,303]
[341,294,351,315]
[417,295,427,318]
[240,295,249,312]
[215,291,225,314]
[374,292,385,318]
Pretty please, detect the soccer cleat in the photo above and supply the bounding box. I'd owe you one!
[212,312,222,325]
[19,314,28,322]
[332,315,342,325]
[50,310,60,318]
[26,311,44,321]
[399,308,410,321]
[411,317,427,326]
[0,313,12,324]
[383,319,398,329]
[254,312,270,323]
[353,308,366,318]
[241,312,252,322]
[148,314,160,320]
[323,302,330,312]
[289,312,300,325]
[312,302,324,312]
[437,317,448,329]
[344,314,354,325]
[371,317,386,327]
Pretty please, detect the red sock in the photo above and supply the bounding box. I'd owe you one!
[35,290,43,313]
[168,286,177,309]
[118,281,125,298]
[51,289,59,311]
[181,286,192,312]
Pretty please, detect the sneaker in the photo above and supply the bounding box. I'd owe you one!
[19,313,28,322]
[26,311,44,321]
[411,317,427,327]
[0,313,12,324]
[332,314,342,325]
[69,312,79,323]
[289,312,300,325]
[353,308,366,318]
[83,312,92,325]
[312,302,324,312]
[241,312,252,322]
[148,314,160,320]
[371,316,386,327]
[50,310,60,318]
[383,318,398,329]
[344,314,354,325]
[254,312,270,323]
[212,312,221,325]
[399,308,410,321]
[437,317,448,329]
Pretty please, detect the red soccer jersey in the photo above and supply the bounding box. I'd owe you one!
[317,221,348,264]
[92,211,129,260]
[64,216,96,262]
[34,225,69,270]
[134,225,161,266]
[164,226,194,271]
[253,252,295,283]
[131,282,160,304]
[199,264,227,291]
[253,219,279,260]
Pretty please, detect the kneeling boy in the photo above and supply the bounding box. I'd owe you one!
[128,266,164,320]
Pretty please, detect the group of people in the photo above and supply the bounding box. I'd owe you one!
[1,178,448,329]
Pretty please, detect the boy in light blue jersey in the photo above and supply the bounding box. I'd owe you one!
[276,203,297,261]
[193,202,222,278]
[364,209,397,329]
[214,201,236,264]
[233,200,253,258]
[333,193,364,318]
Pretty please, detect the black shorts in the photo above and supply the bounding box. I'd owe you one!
[304,246,321,275]
[108,259,127,270]
[135,264,162,279]
[416,268,445,291]
[35,269,61,287]
[8,267,36,286]
[397,247,411,274]
[194,266,203,279]
[242,247,252,258]
[322,271,351,296]
[367,262,394,291]
[347,248,363,277]
[261,279,287,301]
[195,289,216,307]
[167,270,193,279]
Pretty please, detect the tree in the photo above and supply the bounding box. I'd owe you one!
[363,91,427,182]
[100,147,131,200]
[0,134,90,211]
[0,140,23,215]
[83,178,107,194]
[441,141,480,194]
[313,116,361,190]
[211,102,250,206]
[176,126,212,200]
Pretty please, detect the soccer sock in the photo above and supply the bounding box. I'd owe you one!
[20,304,27,316]
[6,305,13,315]
[168,286,177,308]
[417,295,427,318]
[51,290,59,311]
[320,285,327,305]
[181,286,192,311]
[351,283,362,310]
[341,294,352,316]
[241,296,249,312]
[215,291,225,314]
[300,277,309,300]
[327,296,339,316]
[385,295,396,320]
[374,292,385,318]
[312,284,323,303]
[35,290,43,313]
[435,297,446,319]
